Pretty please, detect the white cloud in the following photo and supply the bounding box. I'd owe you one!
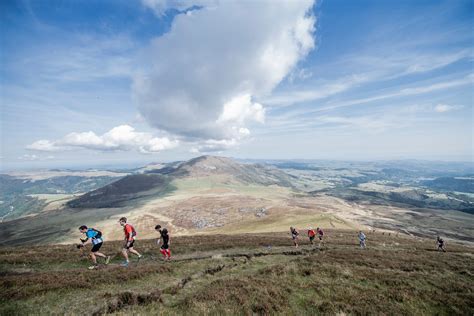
[404,51,470,74]
[267,101,461,136]
[302,75,473,115]
[27,125,178,154]
[217,94,265,125]
[190,138,239,153]
[264,49,472,108]
[238,127,251,137]
[434,104,462,113]
[264,74,369,107]
[351,50,472,79]
[134,0,316,141]
[190,125,252,153]
[398,76,472,96]
[18,154,55,161]
[316,115,386,131]
[288,68,313,83]
[19,154,40,161]
[26,140,60,152]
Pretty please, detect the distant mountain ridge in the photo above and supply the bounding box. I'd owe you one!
[421,176,474,193]
[174,156,295,185]
[67,156,295,209]
[2,156,473,247]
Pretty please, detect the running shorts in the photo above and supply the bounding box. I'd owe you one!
[91,242,103,253]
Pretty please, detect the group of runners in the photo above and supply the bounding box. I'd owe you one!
[289,227,446,252]
[289,226,325,248]
[77,218,448,270]
[77,217,171,270]
[289,226,367,249]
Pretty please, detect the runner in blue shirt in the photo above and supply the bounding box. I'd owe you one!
[78,225,111,270]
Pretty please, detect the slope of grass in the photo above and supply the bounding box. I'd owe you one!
[0,175,122,221]
[67,174,175,208]
[1,230,473,315]
[204,213,354,234]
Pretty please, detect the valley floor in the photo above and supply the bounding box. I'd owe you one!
[1,230,473,315]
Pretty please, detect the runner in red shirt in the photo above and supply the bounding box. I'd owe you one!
[119,217,142,267]
[308,228,316,245]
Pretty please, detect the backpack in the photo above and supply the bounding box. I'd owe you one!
[90,228,102,239]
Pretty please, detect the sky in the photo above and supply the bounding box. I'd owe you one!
[1,0,473,170]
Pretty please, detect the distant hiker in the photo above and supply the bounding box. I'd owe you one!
[78,225,110,270]
[307,228,316,245]
[358,231,367,249]
[155,225,171,260]
[316,227,324,247]
[290,227,299,248]
[119,217,142,267]
[437,236,446,252]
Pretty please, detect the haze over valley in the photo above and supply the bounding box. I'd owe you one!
[1,156,472,246]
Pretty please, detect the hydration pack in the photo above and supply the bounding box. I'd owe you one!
[91,228,102,239]
[89,228,102,239]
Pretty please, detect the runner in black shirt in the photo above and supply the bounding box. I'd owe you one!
[155,224,171,260]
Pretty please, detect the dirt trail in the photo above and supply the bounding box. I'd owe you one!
[95,241,418,273]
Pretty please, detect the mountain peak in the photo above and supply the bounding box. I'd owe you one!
[178,155,240,175]
[186,155,235,166]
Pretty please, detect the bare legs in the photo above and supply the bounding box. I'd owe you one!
[90,251,107,264]
[122,247,141,263]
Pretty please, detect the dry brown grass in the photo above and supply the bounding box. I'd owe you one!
[1,230,473,315]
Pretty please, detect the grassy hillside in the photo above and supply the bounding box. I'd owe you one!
[67,174,175,208]
[422,177,474,193]
[1,230,472,315]
[65,156,295,210]
[0,174,124,221]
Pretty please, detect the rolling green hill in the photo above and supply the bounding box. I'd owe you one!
[66,174,174,208]
[422,176,474,193]
[0,174,123,221]
[66,156,295,209]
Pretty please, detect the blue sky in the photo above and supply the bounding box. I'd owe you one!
[1,0,472,170]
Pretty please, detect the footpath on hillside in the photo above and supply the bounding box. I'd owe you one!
[1,230,473,315]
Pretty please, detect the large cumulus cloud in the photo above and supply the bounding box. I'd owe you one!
[25,1,316,156]
[134,0,316,142]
